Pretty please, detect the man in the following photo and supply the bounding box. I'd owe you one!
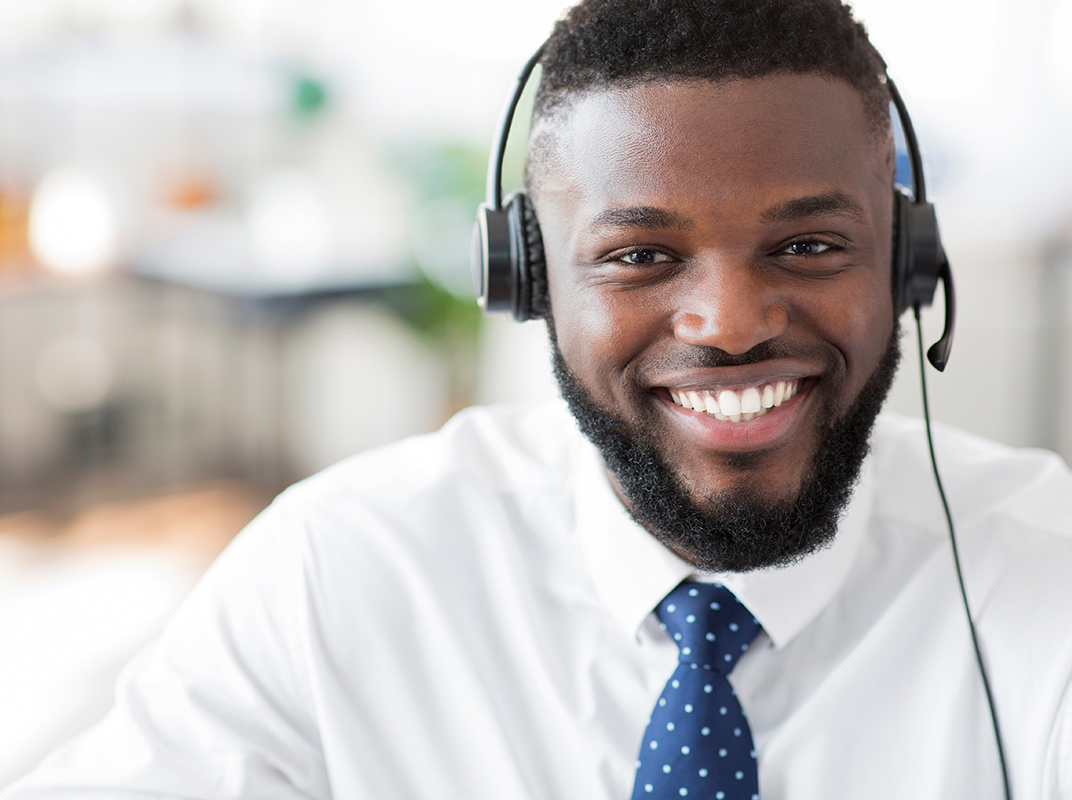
[6,0,1072,798]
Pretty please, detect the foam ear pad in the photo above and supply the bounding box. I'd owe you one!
[892,190,943,316]
[506,193,533,321]
[517,193,548,321]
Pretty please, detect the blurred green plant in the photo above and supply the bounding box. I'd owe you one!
[292,74,329,118]
[380,138,493,413]
[389,140,486,206]
[377,272,482,346]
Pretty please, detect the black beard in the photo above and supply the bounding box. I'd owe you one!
[549,323,902,573]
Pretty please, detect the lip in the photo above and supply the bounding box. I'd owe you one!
[654,360,818,391]
[654,376,817,452]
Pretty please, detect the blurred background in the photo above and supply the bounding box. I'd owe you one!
[1,0,1071,786]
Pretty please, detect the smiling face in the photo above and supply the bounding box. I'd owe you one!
[533,74,898,569]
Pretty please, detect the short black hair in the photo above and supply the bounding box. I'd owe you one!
[527,0,890,189]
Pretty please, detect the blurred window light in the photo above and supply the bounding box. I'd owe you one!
[364,0,568,61]
[29,169,118,276]
[0,0,203,45]
[34,336,114,414]
[65,0,186,32]
[852,0,1005,103]
[1046,0,1072,91]
[0,3,62,48]
[246,169,334,281]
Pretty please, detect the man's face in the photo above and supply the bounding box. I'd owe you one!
[534,74,897,569]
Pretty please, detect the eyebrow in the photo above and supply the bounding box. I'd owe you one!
[761,191,868,224]
[591,206,695,230]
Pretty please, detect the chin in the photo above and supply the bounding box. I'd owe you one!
[548,320,902,573]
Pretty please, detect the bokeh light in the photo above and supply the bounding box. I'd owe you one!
[28,169,118,276]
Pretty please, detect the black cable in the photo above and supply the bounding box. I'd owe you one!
[913,305,1011,800]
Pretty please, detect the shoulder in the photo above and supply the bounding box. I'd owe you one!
[870,413,1072,540]
[866,414,1072,659]
[867,416,1072,776]
[282,401,582,510]
[243,402,588,584]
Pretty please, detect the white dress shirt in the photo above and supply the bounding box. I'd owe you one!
[5,403,1072,799]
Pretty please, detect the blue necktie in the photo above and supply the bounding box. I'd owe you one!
[631,581,762,800]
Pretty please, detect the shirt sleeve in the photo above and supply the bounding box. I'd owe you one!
[1,494,330,800]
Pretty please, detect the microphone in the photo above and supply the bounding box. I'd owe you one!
[925,257,956,372]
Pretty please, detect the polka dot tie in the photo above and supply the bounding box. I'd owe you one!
[631,581,762,800]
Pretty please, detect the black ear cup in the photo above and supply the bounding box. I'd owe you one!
[472,202,511,315]
[892,189,955,371]
[893,190,944,316]
[471,191,548,322]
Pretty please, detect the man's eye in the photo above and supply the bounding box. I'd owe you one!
[618,249,672,265]
[784,240,832,256]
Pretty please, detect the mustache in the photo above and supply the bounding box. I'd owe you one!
[643,339,836,372]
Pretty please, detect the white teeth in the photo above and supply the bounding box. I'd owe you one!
[740,387,761,414]
[668,379,801,422]
[717,389,741,416]
[774,381,786,405]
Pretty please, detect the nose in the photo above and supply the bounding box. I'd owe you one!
[671,258,789,354]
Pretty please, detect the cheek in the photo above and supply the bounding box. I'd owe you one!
[540,198,642,376]
[551,283,629,374]
[547,266,605,380]
[548,270,663,395]
[811,271,896,391]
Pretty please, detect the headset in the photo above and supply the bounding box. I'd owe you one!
[471,47,955,373]
[472,45,1009,800]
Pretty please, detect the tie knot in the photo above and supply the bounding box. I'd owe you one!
[657,582,760,673]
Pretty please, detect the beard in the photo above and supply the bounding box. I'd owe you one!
[549,321,902,573]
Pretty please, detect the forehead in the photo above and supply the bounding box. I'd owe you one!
[533,74,890,212]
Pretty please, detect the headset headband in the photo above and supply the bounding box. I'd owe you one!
[473,49,955,371]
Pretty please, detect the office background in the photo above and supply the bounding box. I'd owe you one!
[1,0,1071,786]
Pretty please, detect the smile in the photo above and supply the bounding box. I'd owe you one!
[667,379,801,423]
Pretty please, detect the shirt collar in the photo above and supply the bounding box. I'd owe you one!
[575,440,874,649]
